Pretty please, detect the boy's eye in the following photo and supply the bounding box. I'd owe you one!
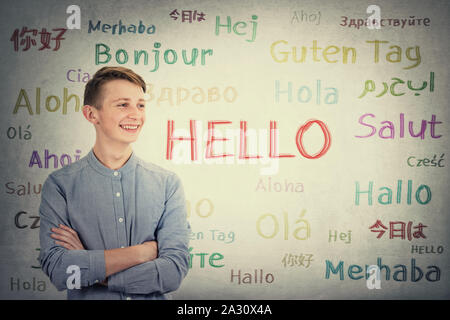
[138,104,145,108]
[118,103,127,107]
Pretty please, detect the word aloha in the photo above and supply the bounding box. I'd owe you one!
[369,220,427,241]
[359,72,434,98]
[10,27,67,52]
[170,9,206,23]
[281,253,313,268]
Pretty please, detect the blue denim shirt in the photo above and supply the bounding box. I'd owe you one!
[39,149,190,300]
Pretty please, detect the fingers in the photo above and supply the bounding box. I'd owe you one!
[51,224,84,250]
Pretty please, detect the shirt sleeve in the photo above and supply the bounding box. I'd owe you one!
[107,172,191,295]
[38,175,106,291]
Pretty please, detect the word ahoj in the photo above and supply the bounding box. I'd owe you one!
[325,257,440,282]
[230,269,274,285]
[291,9,321,25]
[166,119,332,161]
[270,40,421,69]
[29,149,82,169]
[13,88,81,115]
[215,15,258,42]
[355,180,432,205]
[188,246,224,269]
[355,113,442,140]
[275,80,338,104]
[359,72,434,98]
[369,220,427,241]
[95,43,213,72]
[88,20,155,35]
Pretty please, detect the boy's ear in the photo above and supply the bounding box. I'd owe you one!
[82,105,99,124]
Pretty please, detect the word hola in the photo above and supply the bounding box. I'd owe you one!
[275,80,338,104]
[355,180,432,205]
[10,277,46,291]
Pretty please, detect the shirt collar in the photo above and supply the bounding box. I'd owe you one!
[87,149,137,177]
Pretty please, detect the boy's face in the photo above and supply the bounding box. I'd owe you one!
[93,79,146,146]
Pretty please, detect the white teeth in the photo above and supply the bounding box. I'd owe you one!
[121,125,139,130]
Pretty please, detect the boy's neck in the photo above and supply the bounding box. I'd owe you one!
[92,142,133,170]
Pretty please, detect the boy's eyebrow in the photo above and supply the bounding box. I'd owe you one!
[111,97,145,103]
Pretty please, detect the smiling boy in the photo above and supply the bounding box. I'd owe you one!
[39,66,190,300]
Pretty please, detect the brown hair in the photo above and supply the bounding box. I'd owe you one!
[83,66,146,109]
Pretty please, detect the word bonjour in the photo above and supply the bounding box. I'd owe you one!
[166,119,332,161]
[230,269,274,285]
[29,149,82,169]
[355,113,442,140]
[270,40,421,69]
[355,180,432,205]
[95,43,213,73]
[325,257,440,282]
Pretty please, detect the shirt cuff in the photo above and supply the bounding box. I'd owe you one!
[107,267,124,292]
[88,250,106,285]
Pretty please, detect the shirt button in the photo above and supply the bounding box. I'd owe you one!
[94,280,99,283]
[113,171,119,176]
[118,217,124,223]
[116,192,121,197]
[126,297,132,300]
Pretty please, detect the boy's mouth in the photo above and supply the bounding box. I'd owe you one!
[119,124,140,132]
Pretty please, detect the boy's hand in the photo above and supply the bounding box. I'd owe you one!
[140,241,158,262]
[51,224,85,250]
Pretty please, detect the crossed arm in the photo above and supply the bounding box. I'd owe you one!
[51,224,158,281]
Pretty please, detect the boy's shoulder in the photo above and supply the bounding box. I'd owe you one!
[134,155,178,179]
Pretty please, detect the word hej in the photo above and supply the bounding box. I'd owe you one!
[10,27,67,52]
[95,43,212,73]
[271,40,421,69]
[29,149,82,169]
[355,113,442,140]
[355,180,432,205]
[190,229,235,244]
[369,220,427,241]
[13,88,81,115]
[359,72,434,98]
[215,15,258,43]
[166,119,332,161]
[329,230,352,244]
[230,269,274,285]
[275,80,338,105]
[325,257,440,282]
[170,9,206,23]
